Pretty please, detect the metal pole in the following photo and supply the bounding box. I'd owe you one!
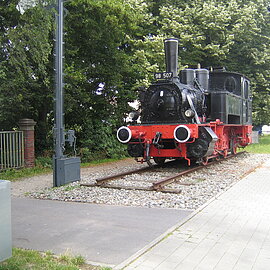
[53,0,81,187]
[55,0,64,159]
[53,0,64,187]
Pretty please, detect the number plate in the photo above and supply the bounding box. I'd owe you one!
[154,72,173,80]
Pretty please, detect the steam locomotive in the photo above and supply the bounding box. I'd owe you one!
[117,38,252,166]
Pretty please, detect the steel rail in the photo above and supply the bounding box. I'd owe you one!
[152,151,246,190]
[80,183,182,194]
[152,166,201,190]
[81,152,246,193]
[93,159,178,185]
[95,165,156,185]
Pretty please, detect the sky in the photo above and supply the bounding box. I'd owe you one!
[17,0,36,13]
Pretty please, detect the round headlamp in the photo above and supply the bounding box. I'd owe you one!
[184,109,195,118]
[117,126,132,143]
[174,125,191,143]
[128,111,139,121]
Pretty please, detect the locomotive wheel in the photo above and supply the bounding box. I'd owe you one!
[231,145,237,155]
[230,140,237,155]
[200,157,209,166]
[153,157,166,166]
[147,159,153,167]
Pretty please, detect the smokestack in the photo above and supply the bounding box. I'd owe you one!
[164,38,179,78]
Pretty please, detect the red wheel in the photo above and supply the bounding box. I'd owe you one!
[153,157,166,166]
[200,157,209,166]
[147,159,153,167]
[230,139,237,155]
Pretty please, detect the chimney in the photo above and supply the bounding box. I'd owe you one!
[164,38,179,78]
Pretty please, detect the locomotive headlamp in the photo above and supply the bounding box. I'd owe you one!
[117,126,132,143]
[174,125,191,143]
[184,109,195,118]
[129,111,139,121]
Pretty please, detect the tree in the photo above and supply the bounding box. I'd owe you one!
[0,0,144,157]
[0,4,54,152]
[62,0,146,157]
[0,0,20,34]
[134,0,270,125]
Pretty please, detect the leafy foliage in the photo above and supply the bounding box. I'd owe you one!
[63,0,142,156]
[132,0,270,125]
[0,4,54,152]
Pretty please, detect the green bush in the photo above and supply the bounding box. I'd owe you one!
[77,121,128,163]
[35,156,53,168]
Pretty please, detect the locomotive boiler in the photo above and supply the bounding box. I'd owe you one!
[117,38,252,165]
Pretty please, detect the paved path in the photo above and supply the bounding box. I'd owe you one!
[12,198,191,267]
[122,159,270,270]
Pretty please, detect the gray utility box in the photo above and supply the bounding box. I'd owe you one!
[251,131,259,144]
[0,180,12,262]
[54,157,81,187]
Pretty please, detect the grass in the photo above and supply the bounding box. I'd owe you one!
[0,248,111,270]
[245,134,270,153]
[0,157,126,181]
[0,167,52,181]
[63,185,77,192]
[80,157,126,167]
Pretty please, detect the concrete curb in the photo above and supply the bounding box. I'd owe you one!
[114,162,264,270]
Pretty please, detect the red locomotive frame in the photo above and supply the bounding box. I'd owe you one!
[123,120,252,165]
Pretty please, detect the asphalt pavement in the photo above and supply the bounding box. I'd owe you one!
[12,197,191,267]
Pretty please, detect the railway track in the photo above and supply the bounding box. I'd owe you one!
[81,152,245,193]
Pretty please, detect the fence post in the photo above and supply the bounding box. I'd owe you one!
[18,119,36,168]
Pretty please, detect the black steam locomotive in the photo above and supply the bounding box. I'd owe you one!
[117,38,252,165]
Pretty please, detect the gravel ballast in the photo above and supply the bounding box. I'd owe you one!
[24,153,270,210]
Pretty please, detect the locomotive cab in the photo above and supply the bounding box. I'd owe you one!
[208,71,252,125]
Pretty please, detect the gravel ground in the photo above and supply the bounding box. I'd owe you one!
[12,153,269,210]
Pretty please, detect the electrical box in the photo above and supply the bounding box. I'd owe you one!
[0,180,12,262]
[53,157,81,187]
[251,131,259,144]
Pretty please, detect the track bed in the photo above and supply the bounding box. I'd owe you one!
[81,152,245,194]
